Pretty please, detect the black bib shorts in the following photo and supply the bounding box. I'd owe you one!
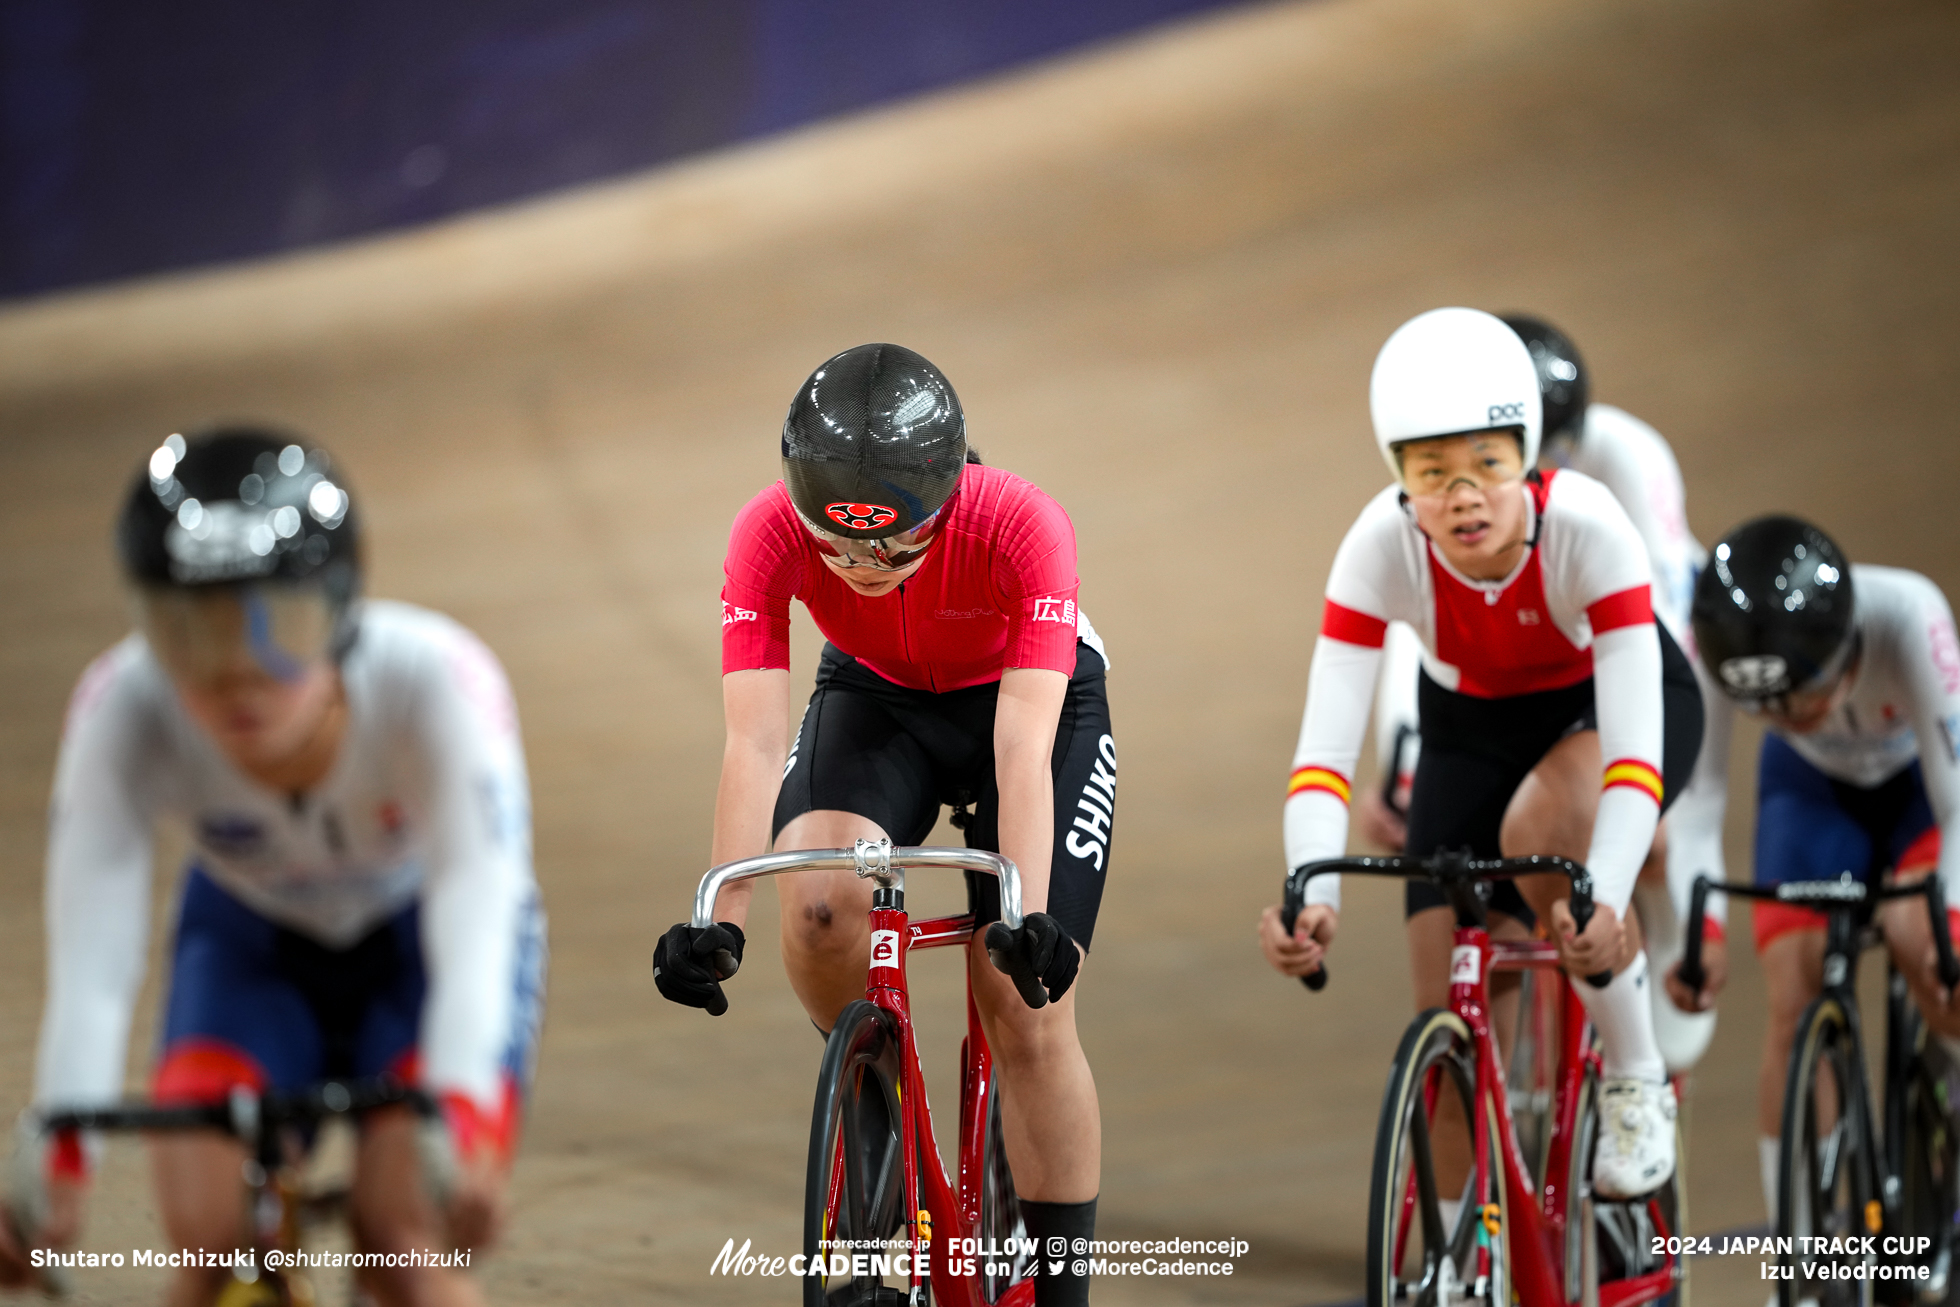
[772,641,1115,949]
[1403,621,1705,922]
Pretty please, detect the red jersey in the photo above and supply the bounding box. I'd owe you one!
[720,465,1099,692]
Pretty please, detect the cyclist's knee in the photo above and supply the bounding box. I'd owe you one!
[151,1136,248,1252]
[782,896,867,961]
[1761,931,1825,1030]
[981,990,1080,1069]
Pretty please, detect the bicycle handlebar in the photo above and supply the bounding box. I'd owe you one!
[1680,872,1960,997]
[1281,850,1611,993]
[35,1077,432,1141]
[692,840,1022,932]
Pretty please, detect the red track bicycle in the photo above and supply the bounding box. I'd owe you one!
[1283,850,1685,1307]
[691,838,1035,1307]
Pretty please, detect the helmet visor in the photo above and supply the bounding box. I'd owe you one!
[798,509,946,571]
[136,584,337,685]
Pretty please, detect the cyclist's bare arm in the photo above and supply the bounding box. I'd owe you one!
[709,668,791,927]
[994,667,1066,918]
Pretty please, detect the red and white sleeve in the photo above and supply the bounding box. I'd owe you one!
[1284,493,1417,910]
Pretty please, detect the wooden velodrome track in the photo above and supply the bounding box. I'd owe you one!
[3,0,1957,1300]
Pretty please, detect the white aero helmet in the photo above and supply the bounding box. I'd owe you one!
[1369,307,1543,483]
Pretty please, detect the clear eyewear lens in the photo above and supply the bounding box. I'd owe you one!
[137,585,335,684]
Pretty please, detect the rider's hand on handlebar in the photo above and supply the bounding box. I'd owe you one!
[1260,903,1336,979]
[1665,934,1726,1012]
[1550,897,1623,980]
[985,913,1080,1009]
[653,921,746,1016]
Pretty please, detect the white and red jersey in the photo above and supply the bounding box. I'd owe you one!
[1286,470,1665,911]
[36,602,537,1116]
[1371,404,1727,928]
[1672,565,1960,902]
[721,464,1103,690]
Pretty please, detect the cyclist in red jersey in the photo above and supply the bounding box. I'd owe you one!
[1260,309,1704,1200]
[654,344,1111,1307]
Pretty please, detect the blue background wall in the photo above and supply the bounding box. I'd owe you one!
[0,0,1240,300]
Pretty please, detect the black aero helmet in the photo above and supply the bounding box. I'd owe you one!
[119,427,363,678]
[119,426,361,596]
[1692,515,1856,703]
[782,343,966,540]
[1500,314,1589,443]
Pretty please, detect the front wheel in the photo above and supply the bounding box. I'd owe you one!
[1366,1008,1506,1307]
[1779,994,1876,1307]
[977,1072,1031,1303]
[806,1001,913,1307]
[1898,1009,1958,1306]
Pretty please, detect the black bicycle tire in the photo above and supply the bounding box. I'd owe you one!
[1366,1008,1500,1307]
[805,1000,911,1307]
[1778,994,1874,1307]
[1898,1007,1959,1306]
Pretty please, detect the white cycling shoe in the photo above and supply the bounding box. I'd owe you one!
[1592,1078,1677,1199]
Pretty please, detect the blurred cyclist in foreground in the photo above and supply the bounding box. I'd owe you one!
[0,428,544,1307]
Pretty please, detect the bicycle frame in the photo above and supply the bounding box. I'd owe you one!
[1683,871,1960,1281]
[29,1077,436,1304]
[1286,852,1680,1307]
[694,840,1036,1306]
[1440,922,1678,1306]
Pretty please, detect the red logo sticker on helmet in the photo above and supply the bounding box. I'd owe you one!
[825,502,898,530]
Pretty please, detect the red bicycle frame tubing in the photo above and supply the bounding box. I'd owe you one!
[863,908,1036,1307]
[1454,926,1677,1306]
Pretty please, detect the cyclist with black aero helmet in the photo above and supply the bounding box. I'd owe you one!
[1361,314,1731,1074]
[1260,308,1704,1200]
[1673,516,1960,1234]
[0,430,544,1307]
[654,343,1111,1307]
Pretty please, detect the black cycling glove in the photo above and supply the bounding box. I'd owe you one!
[652,922,745,1016]
[984,912,1079,1009]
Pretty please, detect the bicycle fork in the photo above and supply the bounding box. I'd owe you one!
[867,891,934,1307]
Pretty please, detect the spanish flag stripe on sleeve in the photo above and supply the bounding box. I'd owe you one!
[1288,766,1351,805]
[1586,585,1653,635]
[1601,757,1663,804]
[1320,600,1388,649]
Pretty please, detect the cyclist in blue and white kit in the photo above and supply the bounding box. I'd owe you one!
[1676,515,1960,1237]
[1360,315,1730,1072]
[0,430,544,1307]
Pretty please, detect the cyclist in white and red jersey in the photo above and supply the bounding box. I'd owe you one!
[1259,308,1704,1198]
[0,430,542,1307]
[653,344,1111,1307]
[1359,315,1728,1073]
[1675,515,1960,1231]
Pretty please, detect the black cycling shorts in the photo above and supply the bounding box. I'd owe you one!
[1404,621,1704,922]
[773,642,1114,949]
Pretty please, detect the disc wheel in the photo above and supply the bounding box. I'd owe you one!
[1367,1008,1507,1307]
[977,1072,1030,1303]
[1779,995,1875,1307]
[806,1001,913,1307]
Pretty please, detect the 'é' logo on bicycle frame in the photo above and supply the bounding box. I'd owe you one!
[870,929,900,970]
